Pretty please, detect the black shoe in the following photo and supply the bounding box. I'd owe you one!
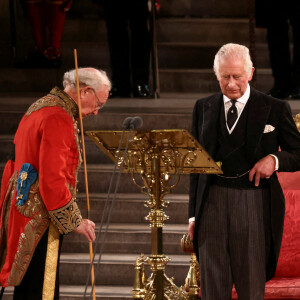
[109,87,131,98]
[132,84,152,98]
[15,47,62,69]
[267,86,290,99]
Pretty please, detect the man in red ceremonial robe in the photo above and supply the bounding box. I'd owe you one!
[19,0,72,67]
[0,67,111,299]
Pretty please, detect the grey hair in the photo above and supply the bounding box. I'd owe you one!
[213,43,253,79]
[63,68,111,91]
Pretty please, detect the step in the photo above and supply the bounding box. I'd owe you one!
[0,0,252,25]
[59,253,190,286]
[0,93,203,112]
[0,162,190,198]
[76,164,190,194]
[76,193,189,224]
[1,18,271,68]
[1,285,133,300]
[156,18,268,44]
[158,43,271,69]
[1,17,269,45]
[0,67,276,94]
[0,68,281,94]
[0,110,194,134]
[1,93,300,115]
[151,0,250,18]
[62,223,188,254]
[4,41,273,71]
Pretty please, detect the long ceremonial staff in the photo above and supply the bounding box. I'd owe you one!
[74,49,96,300]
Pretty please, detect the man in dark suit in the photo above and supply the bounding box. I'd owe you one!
[102,0,151,98]
[256,0,300,99]
[188,43,300,299]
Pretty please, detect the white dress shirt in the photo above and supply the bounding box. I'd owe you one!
[224,84,250,134]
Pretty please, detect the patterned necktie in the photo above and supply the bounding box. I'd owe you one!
[227,100,238,129]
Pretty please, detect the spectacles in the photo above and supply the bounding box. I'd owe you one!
[92,89,106,111]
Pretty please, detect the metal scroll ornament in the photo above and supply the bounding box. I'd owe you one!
[86,129,222,300]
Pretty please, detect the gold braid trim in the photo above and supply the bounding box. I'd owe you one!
[42,223,60,300]
[7,175,50,286]
[15,179,46,218]
[48,198,82,235]
[8,212,50,286]
[26,87,79,119]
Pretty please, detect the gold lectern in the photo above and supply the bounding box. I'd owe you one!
[86,129,222,300]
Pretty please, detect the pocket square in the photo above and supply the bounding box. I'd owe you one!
[263,124,275,133]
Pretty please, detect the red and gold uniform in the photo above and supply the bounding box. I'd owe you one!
[0,87,82,287]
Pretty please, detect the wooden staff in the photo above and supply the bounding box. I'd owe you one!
[74,49,96,300]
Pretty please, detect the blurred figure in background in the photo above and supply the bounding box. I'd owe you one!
[102,0,152,98]
[256,0,300,99]
[17,0,72,68]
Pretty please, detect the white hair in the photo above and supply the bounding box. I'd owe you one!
[63,68,111,91]
[213,43,253,79]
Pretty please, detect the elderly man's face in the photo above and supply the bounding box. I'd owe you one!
[80,86,109,117]
[218,57,254,100]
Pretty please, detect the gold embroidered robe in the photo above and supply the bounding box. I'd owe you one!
[0,87,83,287]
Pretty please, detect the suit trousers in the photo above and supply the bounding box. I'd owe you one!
[103,0,150,90]
[266,1,300,88]
[197,185,271,300]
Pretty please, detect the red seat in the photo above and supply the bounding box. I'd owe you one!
[232,172,300,299]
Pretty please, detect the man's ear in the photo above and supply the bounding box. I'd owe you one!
[80,86,90,98]
[248,67,255,81]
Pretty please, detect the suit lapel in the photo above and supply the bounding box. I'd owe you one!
[201,88,271,162]
[246,88,271,162]
[201,93,222,157]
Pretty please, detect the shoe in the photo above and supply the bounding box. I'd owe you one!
[15,47,62,68]
[132,84,152,98]
[43,47,62,68]
[109,87,131,98]
[267,86,290,99]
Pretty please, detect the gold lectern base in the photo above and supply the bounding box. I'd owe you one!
[134,272,188,300]
[133,254,199,300]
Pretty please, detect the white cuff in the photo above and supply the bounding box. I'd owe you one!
[189,217,195,223]
[269,154,279,171]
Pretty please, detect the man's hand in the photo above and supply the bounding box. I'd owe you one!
[188,221,195,241]
[73,219,96,242]
[249,155,276,187]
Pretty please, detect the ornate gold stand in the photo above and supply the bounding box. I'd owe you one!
[86,129,222,299]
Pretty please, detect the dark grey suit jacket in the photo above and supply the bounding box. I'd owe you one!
[189,87,300,280]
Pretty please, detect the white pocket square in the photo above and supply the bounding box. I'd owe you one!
[263,124,275,133]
